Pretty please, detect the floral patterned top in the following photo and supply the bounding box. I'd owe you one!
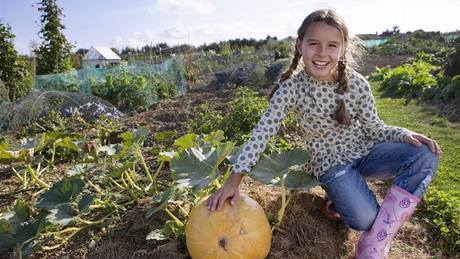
[232,69,410,179]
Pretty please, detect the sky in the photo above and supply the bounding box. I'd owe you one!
[0,0,458,55]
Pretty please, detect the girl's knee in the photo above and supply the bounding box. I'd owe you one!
[346,208,378,231]
[418,144,440,170]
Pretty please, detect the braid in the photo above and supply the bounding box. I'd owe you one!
[335,60,352,125]
[268,50,301,100]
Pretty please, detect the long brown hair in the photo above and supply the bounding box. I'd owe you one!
[269,9,362,125]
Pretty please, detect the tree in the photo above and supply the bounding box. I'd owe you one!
[0,21,32,101]
[34,0,73,75]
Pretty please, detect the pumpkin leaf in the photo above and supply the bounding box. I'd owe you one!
[97,144,118,156]
[250,149,311,186]
[1,199,31,232]
[13,211,47,245]
[170,142,234,192]
[159,151,175,162]
[0,233,15,254]
[78,194,94,214]
[146,188,174,219]
[146,229,168,241]
[163,220,183,238]
[203,130,225,146]
[36,177,85,210]
[284,170,321,190]
[0,219,12,233]
[21,235,53,257]
[13,199,31,223]
[54,137,80,152]
[226,145,244,165]
[46,203,75,226]
[111,161,133,178]
[154,130,176,142]
[133,127,150,143]
[66,163,95,176]
[174,134,197,151]
[0,150,15,164]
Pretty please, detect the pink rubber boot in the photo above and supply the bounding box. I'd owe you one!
[355,184,420,259]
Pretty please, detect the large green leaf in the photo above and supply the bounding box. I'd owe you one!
[36,177,85,210]
[173,133,197,151]
[66,163,95,176]
[133,127,150,143]
[203,130,225,146]
[0,199,31,232]
[250,149,311,185]
[0,233,15,254]
[170,142,234,192]
[21,236,53,258]
[46,203,75,226]
[171,147,215,192]
[0,219,12,233]
[97,144,118,156]
[154,130,176,142]
[284,169,321,190]
[145,188,174,219]
[54,137,80,152]
[13,212,47,245]
[226,145,243,165]
[120,127,149,145]
[111,160,133,178]
[0,150,15,164]
[13,199,31,222]
[78,194,94,214]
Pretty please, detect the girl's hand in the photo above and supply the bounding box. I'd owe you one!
[404,131,442,155]
[206,173,244,212]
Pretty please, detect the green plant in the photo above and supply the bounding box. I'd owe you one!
[90,69,179,111]
[34,0,74,75]
[188,87,296,154]
[370,51,460,104]
[0,21,33,101]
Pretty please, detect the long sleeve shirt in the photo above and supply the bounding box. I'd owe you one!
[232,69,410,179]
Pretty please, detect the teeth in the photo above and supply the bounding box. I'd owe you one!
[313,61,328,66]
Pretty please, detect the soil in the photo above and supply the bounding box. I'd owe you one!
[1,55,457,259]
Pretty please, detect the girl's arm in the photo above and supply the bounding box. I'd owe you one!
[207,80,298,211]
[232,80,298,175]
[356,78,410,143]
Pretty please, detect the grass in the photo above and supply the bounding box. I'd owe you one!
[371,81,460,254]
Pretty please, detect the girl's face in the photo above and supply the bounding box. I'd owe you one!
[296,21,344,82]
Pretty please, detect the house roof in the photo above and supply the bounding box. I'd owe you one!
[83,46,121,60]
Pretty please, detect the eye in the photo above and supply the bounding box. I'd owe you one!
[308,42,318,46]
[328,44,338,48]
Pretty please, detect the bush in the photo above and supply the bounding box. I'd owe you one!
[90,70,177,111]
[377,53,438,100]
[367,31,452,56]
[370,52,460,102]
[188,86,295,153]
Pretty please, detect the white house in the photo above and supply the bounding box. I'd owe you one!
[82,46,121,68]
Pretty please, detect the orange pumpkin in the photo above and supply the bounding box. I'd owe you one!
[185,193,272,259]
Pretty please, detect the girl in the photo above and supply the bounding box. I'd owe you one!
[206,9,441,258]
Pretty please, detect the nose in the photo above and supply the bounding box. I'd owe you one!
[317,45,327,57]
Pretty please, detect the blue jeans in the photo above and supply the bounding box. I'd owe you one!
[319,142,439,231]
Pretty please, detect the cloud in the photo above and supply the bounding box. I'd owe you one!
[149,0,215,15]
[110,36,147,49]
[159,21,271,46]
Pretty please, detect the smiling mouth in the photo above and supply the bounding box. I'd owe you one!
[312,60,330,67]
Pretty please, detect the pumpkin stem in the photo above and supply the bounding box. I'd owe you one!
[218,238,227,251]
[165,208,184,226]
[272,177,297,232]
